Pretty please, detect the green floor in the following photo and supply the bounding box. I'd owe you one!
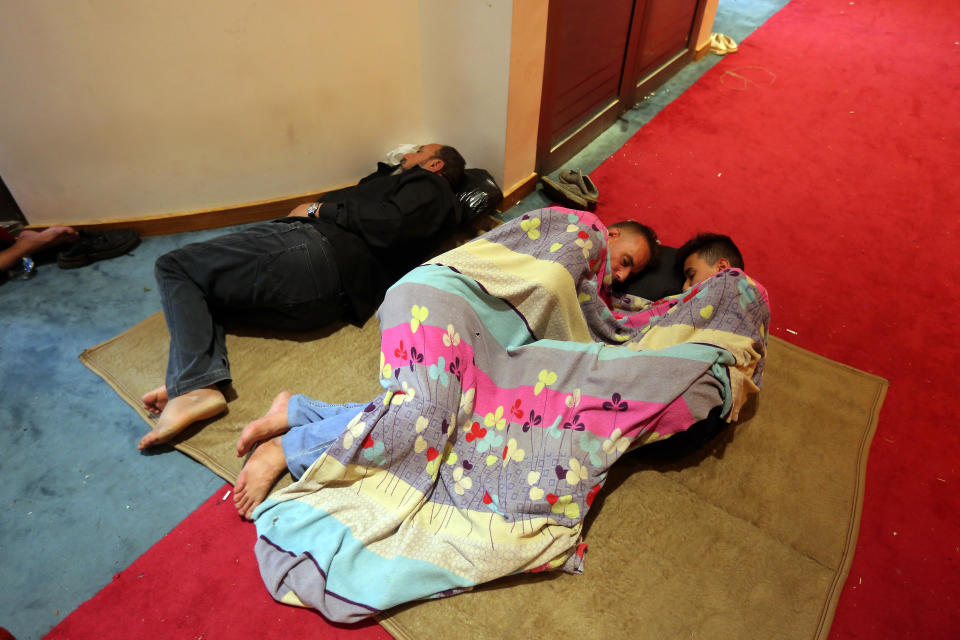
[0,2,788,638]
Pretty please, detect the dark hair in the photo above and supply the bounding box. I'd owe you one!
[432,146,466,188]
[609,220,662,269]
[677,233,745,271]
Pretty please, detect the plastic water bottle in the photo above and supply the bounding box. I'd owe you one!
[7,256,36,280]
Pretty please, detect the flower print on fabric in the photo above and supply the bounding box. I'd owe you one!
[546,493,580,519]
[484,405,507,431]
[428,356,449,386]
[520,215,541,240]
[362,435,386,466]
[342,413,367,449]
[452,466,472,495]
[527,471,544,500]
[410,305,428,333]
[443,324,461,347]
[535,369,557,396]
[603,428,630,455]
[565,458,588,485]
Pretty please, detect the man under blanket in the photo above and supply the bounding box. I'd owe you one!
[138,144,465,450]
[230,207,770,622]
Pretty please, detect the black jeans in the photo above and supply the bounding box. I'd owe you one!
[155,220,343,397]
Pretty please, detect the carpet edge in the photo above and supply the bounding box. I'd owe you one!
[814,376,888,640]
[377,615,414,640]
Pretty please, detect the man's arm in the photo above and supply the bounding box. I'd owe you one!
[309,173,455,249]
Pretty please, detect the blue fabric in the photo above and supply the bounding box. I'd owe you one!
[281,395,366,479]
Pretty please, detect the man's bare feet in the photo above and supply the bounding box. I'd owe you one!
[141,385,169,415]
[234,435,287,519]
[236,391,293,457]
[137,386,227,450]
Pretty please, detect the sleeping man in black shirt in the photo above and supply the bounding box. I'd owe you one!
[138,144,465,450]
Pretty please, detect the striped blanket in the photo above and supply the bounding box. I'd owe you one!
[253,207,770,622]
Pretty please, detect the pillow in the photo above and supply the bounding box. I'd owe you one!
[622,244,682,301]
[455,169,503,225]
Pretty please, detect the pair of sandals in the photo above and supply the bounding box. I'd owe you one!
[709,33,738,55]
[541,169,600,209]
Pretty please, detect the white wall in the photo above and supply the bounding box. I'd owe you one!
[419,0,514,186]
[0,0,428,225]
[0,0,537,227]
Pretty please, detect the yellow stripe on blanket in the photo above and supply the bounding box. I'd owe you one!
[636,324,762,420]
[290,455,582,582]
[637,325,762,365]
[436,239,593,343]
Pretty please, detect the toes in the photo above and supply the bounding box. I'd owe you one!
[236,494,257,519]
[243,499,261,520]
[236,433,256,457]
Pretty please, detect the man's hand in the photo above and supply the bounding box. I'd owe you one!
[288,202,316,217]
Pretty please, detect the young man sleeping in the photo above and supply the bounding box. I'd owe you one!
[232,207,769,622]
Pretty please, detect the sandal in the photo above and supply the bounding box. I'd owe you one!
[559,169,600,205]
[709,33,738,55]
[541,176,589,209]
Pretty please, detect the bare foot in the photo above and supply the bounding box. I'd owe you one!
[234,435,287,519]
[236,391,293,457]
[137,386,227,450]
[142,385,169,415]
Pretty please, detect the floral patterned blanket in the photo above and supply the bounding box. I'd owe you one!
[252,207,770,622]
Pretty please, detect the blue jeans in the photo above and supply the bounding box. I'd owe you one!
[155,220,344,398]
[281,394,366,479]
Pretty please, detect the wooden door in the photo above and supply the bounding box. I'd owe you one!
[625,0,706,103]
[536,0,706,175]
[536,0,641,175]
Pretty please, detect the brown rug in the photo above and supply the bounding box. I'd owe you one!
[80,318,885,640]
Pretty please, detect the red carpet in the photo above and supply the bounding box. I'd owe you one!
[591,0,960,638]
[45,484,391,640]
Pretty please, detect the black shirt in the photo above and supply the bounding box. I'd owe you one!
[297,164,461,323]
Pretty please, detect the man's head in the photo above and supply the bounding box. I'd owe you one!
[676,233,745,292]
[607,220,660,283]
[400,143,466,187]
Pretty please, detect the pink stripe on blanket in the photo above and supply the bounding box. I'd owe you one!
[380,324,671,440]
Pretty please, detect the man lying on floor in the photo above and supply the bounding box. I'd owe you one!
[137,144,465,450]
[232,207,770,623]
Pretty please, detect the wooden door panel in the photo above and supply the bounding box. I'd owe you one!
[551,59,623,139]
[536,0,706,175]
[546,0,635,143]
[634,0,700,80]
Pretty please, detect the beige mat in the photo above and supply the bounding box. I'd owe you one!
[80,319,885,640]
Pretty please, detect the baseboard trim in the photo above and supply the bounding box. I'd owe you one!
[27,189,335,236]
[30,172,536,236]
[498,172,538,212]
